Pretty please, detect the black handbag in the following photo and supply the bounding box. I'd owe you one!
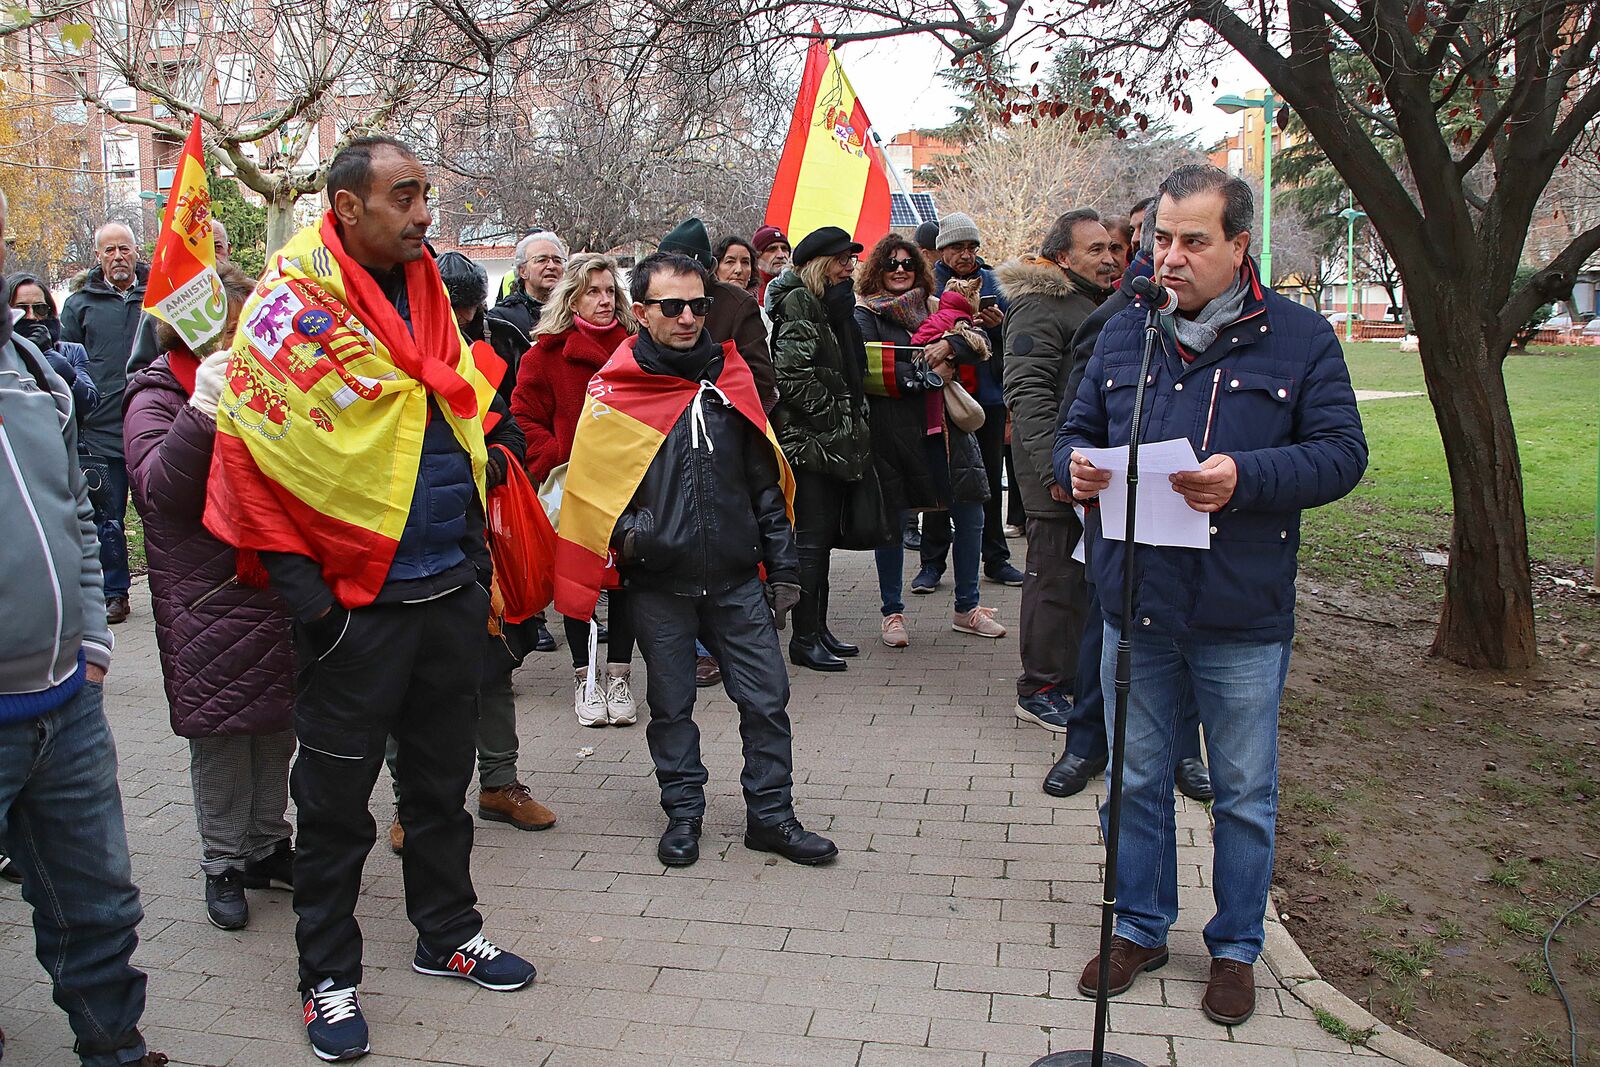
[836,463,895,550]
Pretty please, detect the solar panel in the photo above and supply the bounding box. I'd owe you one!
[889,192,940,226]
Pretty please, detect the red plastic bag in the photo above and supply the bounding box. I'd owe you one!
[485,444,556,623]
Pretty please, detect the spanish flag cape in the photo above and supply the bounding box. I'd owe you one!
[204,213,494,609]
[553,335,795,622]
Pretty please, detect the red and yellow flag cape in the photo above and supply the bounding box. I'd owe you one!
[765,29,893,250]
[553,336,795,622]
[204,214,494,609]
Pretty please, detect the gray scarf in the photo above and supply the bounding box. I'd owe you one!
[1170,269,1249,355]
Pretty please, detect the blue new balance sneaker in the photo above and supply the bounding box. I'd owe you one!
[412,932,536,991]
[301,978,368,1062]
[1015,688,1072,733]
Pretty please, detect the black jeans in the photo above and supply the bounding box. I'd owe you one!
[1018,516,1087,698]
[920,406,1010,571]
[792,469,845,636]
[563,589,636,667]
[289,583,487,987]
[630,578,796,824]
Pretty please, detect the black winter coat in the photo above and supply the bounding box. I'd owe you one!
[60,264,150,459]
[853,304,988,513]
[766,271,870,482]
[614,332,799,596]
[485,289,543,396]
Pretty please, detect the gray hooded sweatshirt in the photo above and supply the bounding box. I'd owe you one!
[0,319,113,705]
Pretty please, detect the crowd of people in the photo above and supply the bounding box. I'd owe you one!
[0,132,1366,1064]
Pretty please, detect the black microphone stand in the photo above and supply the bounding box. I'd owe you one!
[1029,289,1164,1067]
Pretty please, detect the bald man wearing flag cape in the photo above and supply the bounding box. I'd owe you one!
[555,252,837,870]
[204,135,535,1063]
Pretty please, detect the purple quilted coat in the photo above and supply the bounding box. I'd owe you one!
[124,357,294,738]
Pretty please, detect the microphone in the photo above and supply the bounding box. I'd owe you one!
[1130,275,1177,315]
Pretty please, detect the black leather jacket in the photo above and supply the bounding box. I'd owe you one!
[615,331,799,595]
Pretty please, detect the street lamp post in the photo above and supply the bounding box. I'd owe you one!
[1215,90,1278,286]
[1340,204,1368,342]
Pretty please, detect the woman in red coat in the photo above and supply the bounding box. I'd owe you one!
[510,253,640,727]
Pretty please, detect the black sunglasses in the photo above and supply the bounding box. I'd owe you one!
[886,257,917,272]
[13,302,52,318]
[642,296,715,317]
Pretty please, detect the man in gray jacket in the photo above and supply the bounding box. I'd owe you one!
[0,194,166,1066]
[999,209,1117,733]
[60,221,150,625]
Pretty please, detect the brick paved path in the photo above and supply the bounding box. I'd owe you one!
[0,553,1390,1066]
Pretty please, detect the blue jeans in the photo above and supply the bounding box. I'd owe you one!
[877,503,983,614]
[0,682,149,1065]
[1067,591,1203,764]
[79,452,130,599]
[1100,623,1290,963]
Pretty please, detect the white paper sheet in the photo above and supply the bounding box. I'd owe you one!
[1077,439,1211,550]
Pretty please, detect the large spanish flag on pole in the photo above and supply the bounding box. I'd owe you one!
[143,114,228,354]
[765,28,893,249]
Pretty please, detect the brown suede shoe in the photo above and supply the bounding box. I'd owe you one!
[388,817,404,855]
[1201,958,1257,1025]
[479,781,557,831]
[1077,935,1169,997]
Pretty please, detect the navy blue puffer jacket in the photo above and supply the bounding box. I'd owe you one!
[1056,257,1367,643]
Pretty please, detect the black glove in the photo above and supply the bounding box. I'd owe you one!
[765,582,801,629]
[618,509,655,564]
[485,446,508,490]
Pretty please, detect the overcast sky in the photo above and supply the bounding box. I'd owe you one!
[837,33,1265,151]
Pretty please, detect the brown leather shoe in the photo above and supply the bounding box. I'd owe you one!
[105,595,130,625]
[695,655,721,687]
[388,817,404,854]
[479,781,556,831]
[1202,958,1256,1024]
[1077,935,1169,997]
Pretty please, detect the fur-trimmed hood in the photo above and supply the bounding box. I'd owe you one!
[997,256,1113,303]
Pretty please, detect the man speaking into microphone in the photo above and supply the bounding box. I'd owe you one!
[1054,164,1367,1026]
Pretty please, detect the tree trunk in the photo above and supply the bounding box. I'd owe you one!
[1410,291,1538,668]
[264,195,300,258]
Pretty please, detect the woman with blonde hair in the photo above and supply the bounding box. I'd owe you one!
[511,253,640,726]
[765,226,872,672]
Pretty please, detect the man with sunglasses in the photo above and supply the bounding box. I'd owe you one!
[59,222,148,626]
[562,251,835,870]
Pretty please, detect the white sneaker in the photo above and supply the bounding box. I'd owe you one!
[952,605,1007,639]
[574,668,607,727]
[604,666,637,726]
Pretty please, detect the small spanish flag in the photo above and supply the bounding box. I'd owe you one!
[765,27,893,249]
[143,114,227,354]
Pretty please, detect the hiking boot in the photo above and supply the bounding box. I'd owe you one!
[574,668,607,727]
[1077,935,1169,997]
[952,605,1006,638]
[105,595,130,624]
[205,869,248,930]
[242,838,294,891]
[478,781,556,831]
[1202,958,1257,1025]
[301,978,368,1062]
[880,613,909,648]
[604,666,637,726]
[413,932,536,991]
[744,816,838,866]
[388,817,404,855]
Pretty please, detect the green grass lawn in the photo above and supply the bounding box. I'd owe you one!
[1301,343,1599,590]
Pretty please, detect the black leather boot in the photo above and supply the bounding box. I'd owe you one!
[657,817,702,867]
[745,816,838,865]
[817,581,858,657]
[790,635,847,672]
